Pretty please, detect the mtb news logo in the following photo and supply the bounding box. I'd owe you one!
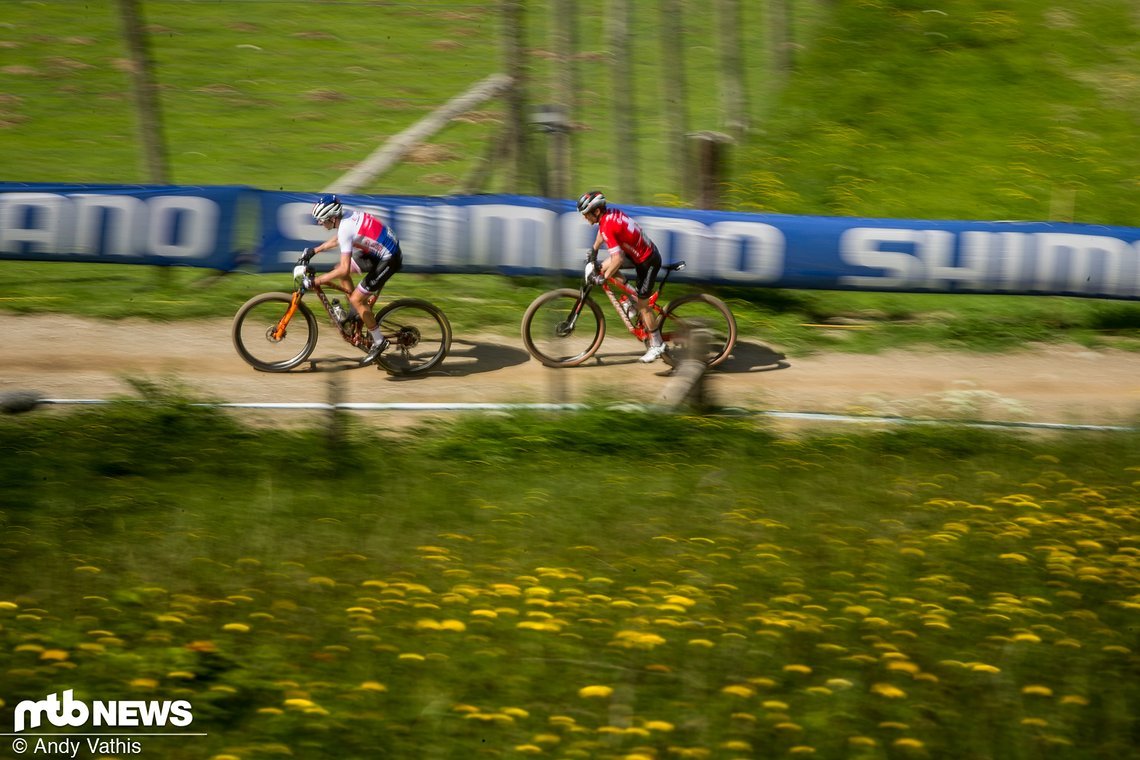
[13,690,194,733]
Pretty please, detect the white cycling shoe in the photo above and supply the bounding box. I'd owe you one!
[362,337,390,365]
[639,343,667,363]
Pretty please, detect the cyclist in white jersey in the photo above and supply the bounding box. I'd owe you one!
[301,194,403,365]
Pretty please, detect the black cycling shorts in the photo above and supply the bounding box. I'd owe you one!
[358,244,403,295]
[628,244,662,299]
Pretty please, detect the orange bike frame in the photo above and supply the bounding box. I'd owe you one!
[600,279,661,342]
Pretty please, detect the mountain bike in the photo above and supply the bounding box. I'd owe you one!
[521,259,737,368]
[232,259,451,375]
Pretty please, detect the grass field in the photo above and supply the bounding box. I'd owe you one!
[3,4,1140,758]
[2,399,1139,758]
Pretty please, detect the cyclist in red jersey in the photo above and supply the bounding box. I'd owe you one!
[577,190,666,363]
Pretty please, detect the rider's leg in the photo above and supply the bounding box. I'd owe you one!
[635,250,665,362]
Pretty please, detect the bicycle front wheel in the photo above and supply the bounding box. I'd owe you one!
[373,298,452,376]
[521,288,606,367]
[232,292,318,372]
[659,293,737,368]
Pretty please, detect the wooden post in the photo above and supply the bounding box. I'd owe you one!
[689,131,733,210]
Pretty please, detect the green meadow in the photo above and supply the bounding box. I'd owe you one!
[2,399,1139,758]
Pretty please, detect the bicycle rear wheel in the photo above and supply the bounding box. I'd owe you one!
[372,298,452,376]
[521,288,606,367]
[232,292,318,372]
[659,293,737,368]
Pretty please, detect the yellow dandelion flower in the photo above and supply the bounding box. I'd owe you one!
[720,740,751,751]
[826,678,854,690]
[502,707,530,719]
[39,649,69,662]
[843,605,872,616]
[789,747,816,755]
[283,698,316,710]
[688,638,715,648]
[999,553,1029,563]
[775,722,803,732]
[578,685,613,699]
[623,754,654,760]
[359,681,387,692]
[887,661,920,674]
[1022,685,1053,697]
[130,678,158,689]
[74,566,102,574]
[1013,633,1042,643]
[721,684,755,698]
[971,663,1001,674]
[513,745,543,754]
[222,623,250,633]
[1060,695,1089,706]
[211,755,243,760]
[894,738,925,750]
[0,601,18,611]
[415,619,442,631]
[532,733,560,745]
[398,653,426,661]
[762,700,789,711]
[471,609,498,619]
[1021,718,1049,727]
[871,683,907,699]
[644,720,674,732]
[848,736,878,748]
[783,664,812,675]
[257,707,284,716]
[308,576,336,587]
[167,671,196,680]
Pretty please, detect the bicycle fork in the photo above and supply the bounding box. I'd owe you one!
[272,292,303,340]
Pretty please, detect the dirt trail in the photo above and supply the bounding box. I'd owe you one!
[3,315,1139,428]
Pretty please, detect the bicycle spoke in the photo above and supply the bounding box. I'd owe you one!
[373,301,449,375]
[522,291,605,367]
[659,294,737,367]
[232,293,317,372]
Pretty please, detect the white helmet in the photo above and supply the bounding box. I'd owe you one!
[312,194,343,224]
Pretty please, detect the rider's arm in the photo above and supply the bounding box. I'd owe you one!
[599,251,624,280]
[314,252,353,287]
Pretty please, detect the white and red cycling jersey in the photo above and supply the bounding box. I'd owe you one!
[597,207,655,264]
[336,209,400,267]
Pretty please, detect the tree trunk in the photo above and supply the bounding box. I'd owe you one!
[502,0,530,191]
[116,0,169,184]
[659,0,690,201]
[549,0,575,201]
[716,0,748,139]
[769,0,795,78]
[608,0,639,202]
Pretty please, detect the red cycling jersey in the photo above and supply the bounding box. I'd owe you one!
[598,207,655,264]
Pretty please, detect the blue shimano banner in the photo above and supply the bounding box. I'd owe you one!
[6,183,1140,300]
[0,182,254,270]
[260,191,1140,300]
